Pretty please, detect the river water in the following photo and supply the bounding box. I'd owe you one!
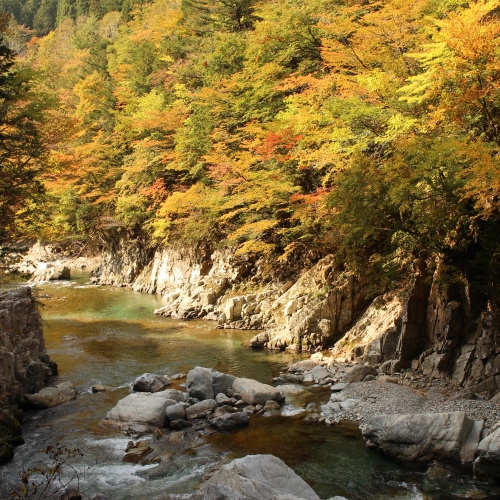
[0,275,498,499]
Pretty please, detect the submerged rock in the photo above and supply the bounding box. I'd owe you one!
[196,454,321,500]
[209,411,249,429]
[361,411,483,463]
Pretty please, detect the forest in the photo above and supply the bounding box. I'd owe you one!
[0,0,499,302]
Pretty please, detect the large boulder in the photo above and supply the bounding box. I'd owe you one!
[106,392,172,426]
[342,365,378,383]
[23,382,77,409]
[196,454,320,500]
[474,424,500,481]
[361,412,483,463]
[186,367,215,401]
[232,378,284,405]
[133,373,171,393]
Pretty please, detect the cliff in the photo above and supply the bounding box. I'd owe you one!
[0,287,56,402]
[92,238,500,399]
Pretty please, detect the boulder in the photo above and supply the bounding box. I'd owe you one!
[213,372,236,395]
[23,382,77,409]
[197,454,321,500]
[362,412,482,462]
[30,264,70,282]
[132,373,171,393]
[186,367,215,401]
[185,399,218,419]
[232,378,284,405]
[106,392,171,426]
[210,412,249,429]
[166,403,186,422]
[342,365,378,383]
[474,424,500,481]
[311,366,330,381]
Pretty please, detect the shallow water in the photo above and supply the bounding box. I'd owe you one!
[1,275,499,499]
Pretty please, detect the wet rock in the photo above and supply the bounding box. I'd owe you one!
[474,424,500,482]
[123,440,154,464]
[170,419,192,430]
[23,382,77,409]
[0,440,14,465]
[91,384,110,393]
[362,412,482,462]
[196,454,321,500]
[185,399,217,419]
[209,411,249,429]
[342,365,378,383]
[133,373,171,393]
[232,378,284,405]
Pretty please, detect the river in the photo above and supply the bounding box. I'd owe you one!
[0,275,498,499]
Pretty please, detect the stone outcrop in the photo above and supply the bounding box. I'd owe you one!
[195,454,321,500]
[0,287,56,401]
[361,411,483,463]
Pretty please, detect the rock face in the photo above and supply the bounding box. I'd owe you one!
[0,287,56,401]
[196,454,321,500]
[232,378,284,405]
[474,424,500,481]
[0,408,24,465]
[23,382,77,408]
[361,412,482,463]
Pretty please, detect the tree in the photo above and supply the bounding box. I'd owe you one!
[0,35,49,239]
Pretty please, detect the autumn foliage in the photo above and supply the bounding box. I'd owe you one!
[1,0,500,299]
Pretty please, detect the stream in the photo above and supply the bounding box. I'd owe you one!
[0,274,498,499]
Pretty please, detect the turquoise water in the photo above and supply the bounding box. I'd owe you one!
[1,276,499,499]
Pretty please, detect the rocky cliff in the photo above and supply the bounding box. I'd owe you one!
[92,238,500,398]
[0,287,56,402]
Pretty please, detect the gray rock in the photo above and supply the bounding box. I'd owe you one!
[186,367,215,401]
[185,399,218,419]
[197,454,321,499]
[330,383,347,392]
[232,378,284,405]
[216,393,233,405]
[311,366,330,381]
[342,365,378,383]
[161,389,189,402]
[166,403,186,422]
[106,392,171,426]
[24,382,77,408]
[133,373,171,393]
[474,424,500,481]
[213,372,236,395]
[362,412,482,462]
[209,412,249,429]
